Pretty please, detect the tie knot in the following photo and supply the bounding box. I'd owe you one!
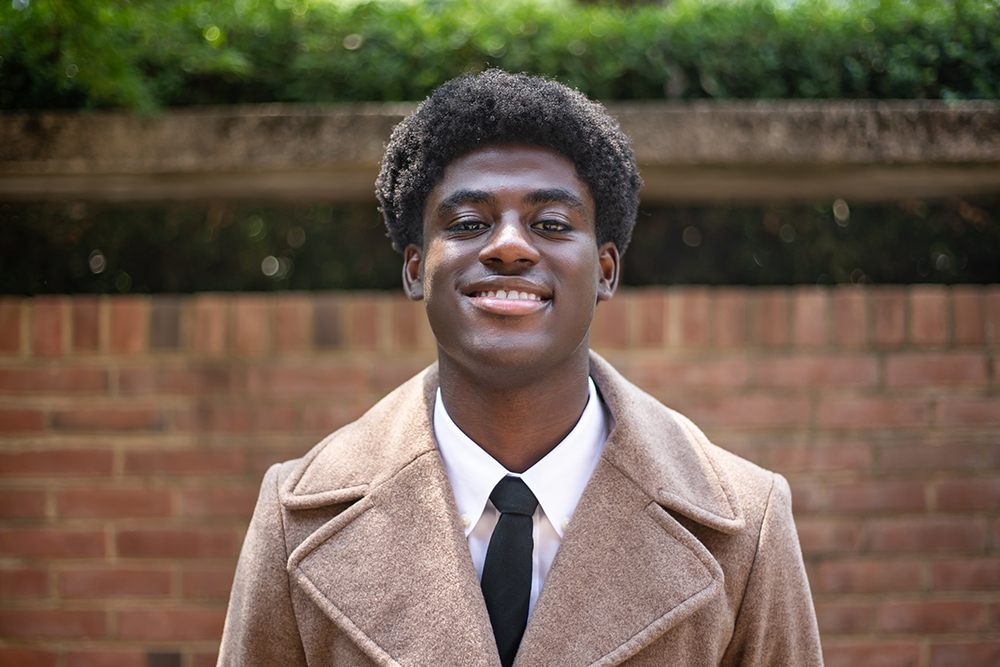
[490,476,538,516]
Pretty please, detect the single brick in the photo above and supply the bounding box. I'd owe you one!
[623,358,750,390]
[754,355,876,388]
[671,395,809,429]
[0,298,23,353]
[274,292,311,352]
[831,286,867,347]
[878,442,991,472]
[71,296,100,351]
[878,600,984,633]
[815,601,873,634]
[623,289,659,349]
[795,518,862,554]
[932,559,1000,590]
[792,287,827,347]
[313,293,345,348]
[591,293,628,348]
[66,651,147,667]
[817,397,927,428]
[301,402,373,436]
[61,568,172,598]
[117,528,235,558]
[930,642,1000,667]
[31,296,66,356]
[952,286,985,344]
[0,608,105,638]
[0,367,109,393]
[245,362,369,396]
[181,486,259,518]
[118,364,238,395]
[350,294,381,350]
[936,478,1000,511]
[233,294,270,356]
[871,286,907,346]
[124,449,244,476]
[0,450,113,476]
[182,565,238,599]
[109,296,147,354]
[372,359,437,394]
[192,294,228,355]
[937,398,1000,426]
[987,287,1000,344]
[814,559,923,593]
[0,649,56,667]
[822,642,919,667]
[0,568,49,598]
[116,608,226,641]
[192,653,219,667]
[886,351,987,386]
[764,442,872,474]
[673,287,709,348]
[250,445,315,475]
[52,407,163,431]
[910,285,947,345]
[391,296,421,350]
[0,489,47,518]
[827,481,926,513]
[174,404,297,433]
[868,518,987,552]
[750,288,789,347]
[150,296,183,349]
[0,528,105,558]
[0,408,46,433]
[714,287,748,347]
[58,488,172,519]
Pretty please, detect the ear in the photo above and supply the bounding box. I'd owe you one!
[596,242,620,303]
[402,243,424,301]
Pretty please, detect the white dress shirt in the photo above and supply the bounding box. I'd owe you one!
[434,377,610,617]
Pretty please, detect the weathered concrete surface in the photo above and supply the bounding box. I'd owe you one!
[2,101,998,203]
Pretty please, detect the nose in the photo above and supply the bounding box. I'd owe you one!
[479,217,540,269]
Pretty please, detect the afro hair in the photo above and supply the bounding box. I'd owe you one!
[375,69,642,254]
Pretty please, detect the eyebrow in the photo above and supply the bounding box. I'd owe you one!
[435,188,587,216]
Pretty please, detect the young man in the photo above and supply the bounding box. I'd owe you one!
[218,70,823,666]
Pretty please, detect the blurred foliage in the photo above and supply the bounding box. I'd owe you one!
[2,198,997,294]
[2,0,999,111]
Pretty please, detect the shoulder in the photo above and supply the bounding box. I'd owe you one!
[589,350,781,535]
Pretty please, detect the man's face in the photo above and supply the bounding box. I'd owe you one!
[403,143,619,382]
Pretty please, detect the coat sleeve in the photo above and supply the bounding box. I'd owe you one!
[722,473,824,667]
[217,463,308,666]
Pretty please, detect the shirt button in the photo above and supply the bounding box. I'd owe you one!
[461,514,471,528]
[561,518,570,531]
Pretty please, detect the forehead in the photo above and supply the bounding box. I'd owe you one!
[427,143,594,214]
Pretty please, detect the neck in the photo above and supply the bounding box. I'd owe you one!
[437,350,591,474]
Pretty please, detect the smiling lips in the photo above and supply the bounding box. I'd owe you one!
[467,288,549,315]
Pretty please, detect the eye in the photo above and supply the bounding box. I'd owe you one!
[533,219,571,233]
[447,219,489,234]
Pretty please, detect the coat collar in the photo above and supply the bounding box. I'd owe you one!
[280,352,745,667]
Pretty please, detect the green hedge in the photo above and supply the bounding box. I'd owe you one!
[3,197,998,294]
[2,0,998,111]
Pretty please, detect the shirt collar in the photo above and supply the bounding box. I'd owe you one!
[434,377,609,538]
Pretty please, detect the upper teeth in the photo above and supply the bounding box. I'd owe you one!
[476,290,540,301]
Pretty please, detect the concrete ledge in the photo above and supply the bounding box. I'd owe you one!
[2,101,999,203]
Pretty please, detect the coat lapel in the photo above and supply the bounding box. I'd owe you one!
[514,354,746,667]
[280,366,500,667]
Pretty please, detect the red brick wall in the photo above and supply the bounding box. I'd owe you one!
[1,286,998,667]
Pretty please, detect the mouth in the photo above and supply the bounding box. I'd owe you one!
[464,283,550,315]
[469,289,545,302]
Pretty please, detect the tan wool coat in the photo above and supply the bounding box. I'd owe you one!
[218,353,823,667]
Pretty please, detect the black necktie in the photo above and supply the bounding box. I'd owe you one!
[480,476,538,667]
